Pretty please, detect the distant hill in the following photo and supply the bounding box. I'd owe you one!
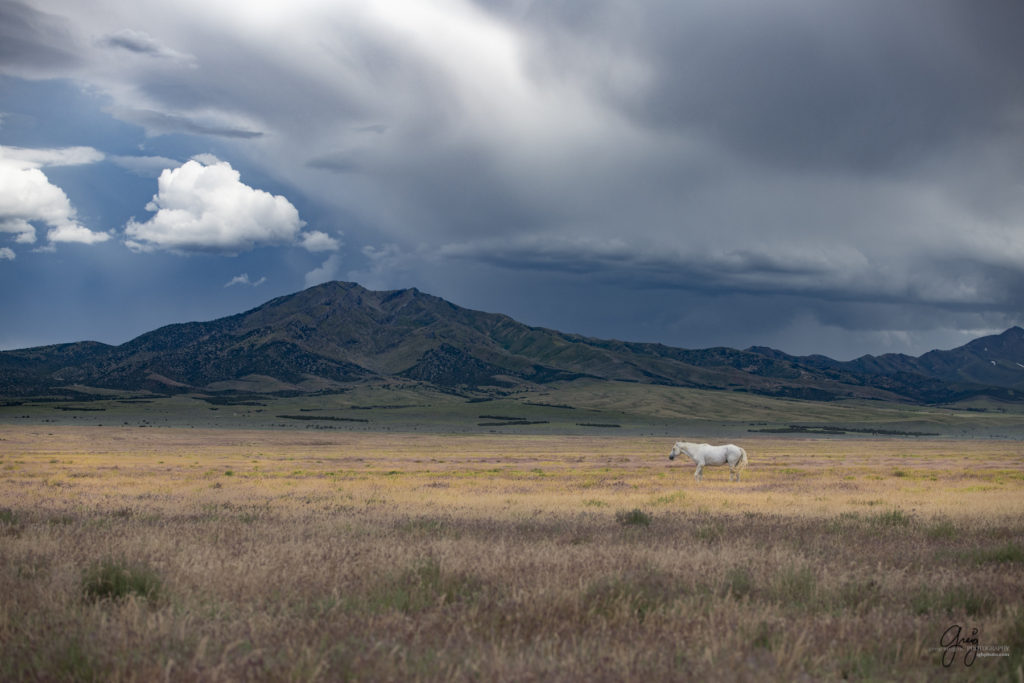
[1,281,1022,403]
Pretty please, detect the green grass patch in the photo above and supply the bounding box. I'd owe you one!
[870,509,914,528]
[925,517,958,540]
[838,650,881,680]
[651,492,686,506]
[911,586,996,617]
[971,543,1024,564]
[769,565,818,609]
[721,566,754,598]
[832,580,880,613]
[362,558,483,614]
[48,637,107,682]
[583,569,677,623]
[825,511,862,533]
[81,558,163,605]
[694,521,723,543]
[749,620,781,651]
[1002,610,1024,677]
[615,508,652,527]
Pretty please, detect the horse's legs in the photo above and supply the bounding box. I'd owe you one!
[729,465,737,482]
[694,463,703,482]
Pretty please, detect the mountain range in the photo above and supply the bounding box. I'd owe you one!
[2,281,1023,404]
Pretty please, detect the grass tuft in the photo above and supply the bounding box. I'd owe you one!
[583,569,677,623]
[363,558,484,614]
[925,516,958,540]
[52,638,106,682]
[870,508,913,528]
[1002,610,1024,677]
[911,585,996,617]
[972,542,1024,564]
[694,521,723,542]
[81,558,163,605]
[651,492,686,506]
[722,566,755,598]
[769,565,817,609]
[615,508,652,527]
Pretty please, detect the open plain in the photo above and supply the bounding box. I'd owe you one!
[1,424,1023,681]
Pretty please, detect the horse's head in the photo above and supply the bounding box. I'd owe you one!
[668,442,682,460]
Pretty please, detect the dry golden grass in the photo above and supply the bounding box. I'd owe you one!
[1,426,1023,681]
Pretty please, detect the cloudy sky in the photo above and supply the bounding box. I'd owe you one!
[2,0,1023,359]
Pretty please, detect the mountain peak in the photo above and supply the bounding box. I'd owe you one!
[963,326,1024,350]
[2,283,1023,402]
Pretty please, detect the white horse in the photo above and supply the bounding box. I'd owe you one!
[669,441,748,482]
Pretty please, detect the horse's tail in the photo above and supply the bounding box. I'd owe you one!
[737,447,748,470]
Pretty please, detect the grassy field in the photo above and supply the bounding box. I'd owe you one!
[5,380,1024,439]
[1,425,1023,681]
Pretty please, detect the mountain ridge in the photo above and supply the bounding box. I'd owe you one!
[2,281,1022,403]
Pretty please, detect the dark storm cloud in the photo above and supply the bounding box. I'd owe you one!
[637,11,982,172]
[104,33,160,55]
[4,0,1024,357]
[101,29,187,60]
[0,1,79,71]
[312,0,1024,353]
[504,0,1024,174]
[306,154,361,174]
[435,235,1015,310]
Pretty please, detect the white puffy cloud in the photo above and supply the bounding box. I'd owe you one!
[0,146,111,251]
[0,247,14,260]
[124,157,306,253]
[0,219,37,244]
[47,224,114,244]
[298,230,340,253]
[3,145,105,167]
[224,273,266,287]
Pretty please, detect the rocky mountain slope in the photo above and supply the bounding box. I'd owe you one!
[2,281,1021,403]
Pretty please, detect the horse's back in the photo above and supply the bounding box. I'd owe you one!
[700,444,731,465]
[716,444,745,465]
